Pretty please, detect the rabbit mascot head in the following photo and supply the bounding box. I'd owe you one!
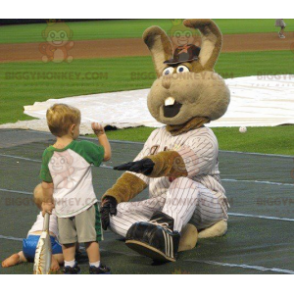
[101,19,230,263]
[145,19,230,129]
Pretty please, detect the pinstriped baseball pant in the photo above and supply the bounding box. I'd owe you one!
[109,177,228,237]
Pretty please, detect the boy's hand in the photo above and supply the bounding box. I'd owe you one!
[42,202,55,216]
[91,122,105,137]
[92,122,111,161]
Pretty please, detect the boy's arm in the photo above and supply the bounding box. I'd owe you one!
[98,133,111,161]
[41,181,54,216]
[91,122,111,161]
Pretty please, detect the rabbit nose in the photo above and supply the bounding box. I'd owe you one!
[162,76,171,89]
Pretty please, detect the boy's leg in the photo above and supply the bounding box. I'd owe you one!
[62,244,79,273]
[58,218,78,267]
[75,205,101,265]
[109,196,166,237]
[1,251,27,268]
[85,241,100,264]
[62,243,76,262]
[75,205,110,274]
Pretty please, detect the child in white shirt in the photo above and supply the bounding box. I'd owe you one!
[2,185,63,272]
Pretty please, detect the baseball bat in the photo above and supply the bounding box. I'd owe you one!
[33,213,52,274]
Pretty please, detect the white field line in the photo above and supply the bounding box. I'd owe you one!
[220,149,294,159]
[185,259,294,274]
[228,212,294,222]
[222,178,294,187]
[0,154,113,169]
[0,154,41,163]
[0,188,32,195]
[0,235,23,241]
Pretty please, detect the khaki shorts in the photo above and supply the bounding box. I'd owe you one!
[57,203,102,245]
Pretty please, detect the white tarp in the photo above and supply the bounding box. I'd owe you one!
[1,75,294,134]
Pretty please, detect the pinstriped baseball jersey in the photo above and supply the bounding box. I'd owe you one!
[127,126,226,199]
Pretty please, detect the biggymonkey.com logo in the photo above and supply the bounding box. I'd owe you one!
[168,19,200,49]
[39,20,74,63]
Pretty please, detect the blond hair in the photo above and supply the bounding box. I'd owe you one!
[46,104,81,137]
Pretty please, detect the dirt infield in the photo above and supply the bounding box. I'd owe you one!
[1,32,293,63]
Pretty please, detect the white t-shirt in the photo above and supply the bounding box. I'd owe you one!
[28,211,59,237]
[40,140,104,218]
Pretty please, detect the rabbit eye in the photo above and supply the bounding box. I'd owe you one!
[163,67,174,76]
[176,65,189,73]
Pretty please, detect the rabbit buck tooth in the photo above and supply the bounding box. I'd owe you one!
[165,97,175,106]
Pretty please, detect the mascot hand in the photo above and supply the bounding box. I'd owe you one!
[100,196,117,230]
[114,158,155,175]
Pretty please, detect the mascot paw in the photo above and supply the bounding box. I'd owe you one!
[125,211,180,262]
[198,220,228,239]
[114,158,155,175]
[178,224,198,252]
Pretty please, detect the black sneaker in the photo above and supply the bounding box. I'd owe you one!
[125,211,180,262]
[63,263,81,274]
[89,264,111,274]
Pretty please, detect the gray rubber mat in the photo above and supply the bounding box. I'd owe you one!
[1,129,294,274]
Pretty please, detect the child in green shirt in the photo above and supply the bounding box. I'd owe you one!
[41,103,111,274]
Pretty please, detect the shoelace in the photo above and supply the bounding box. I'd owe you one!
[149,220,172,232]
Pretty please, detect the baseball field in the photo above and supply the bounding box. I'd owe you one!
[1,19,294,275]
[1,19,294,154]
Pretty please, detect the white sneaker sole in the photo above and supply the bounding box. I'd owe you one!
[125,240,176,262]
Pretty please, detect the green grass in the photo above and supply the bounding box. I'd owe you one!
[0,56,154,124]
[1,19,293,44]
[1,50,294,125]
[1,50,294,156]
[103,125,294,156]
[104,126,155,142]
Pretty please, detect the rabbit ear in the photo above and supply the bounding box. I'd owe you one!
[143,26,173,77]
[184,19,222,71]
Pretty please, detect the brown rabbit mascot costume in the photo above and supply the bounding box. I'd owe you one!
[101,19,230,262]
